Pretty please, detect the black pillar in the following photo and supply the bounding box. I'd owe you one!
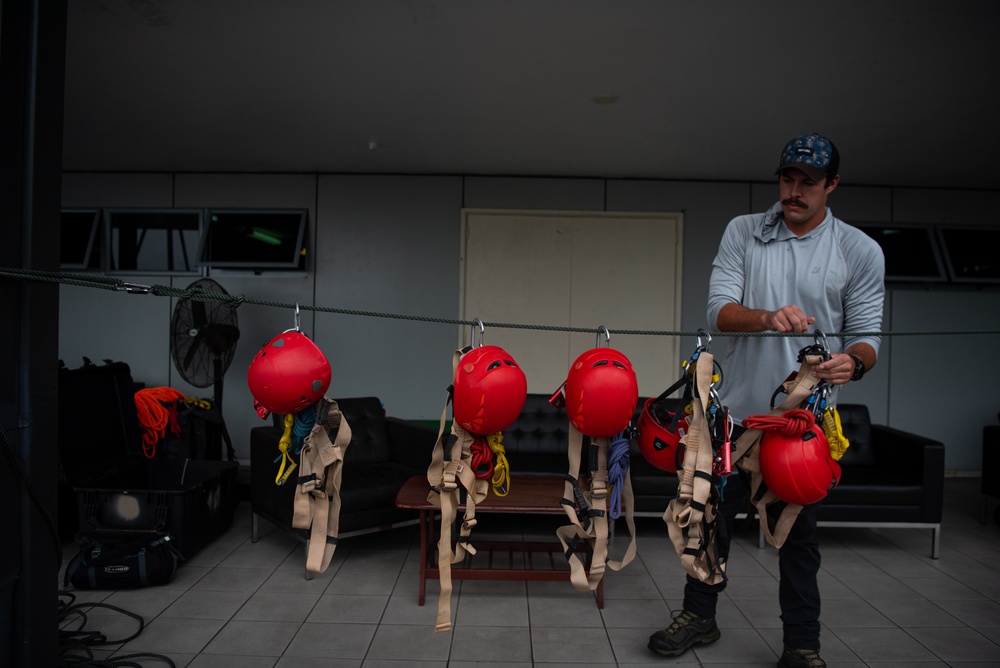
[0,1,67,666]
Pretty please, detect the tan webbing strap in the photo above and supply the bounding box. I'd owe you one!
[292,398,352,575]
[426,348,488,633]
[733,353,825,549]
[556,425,638,593]
[663,352,726,584]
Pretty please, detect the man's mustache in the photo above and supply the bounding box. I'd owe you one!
[782,198,806,207]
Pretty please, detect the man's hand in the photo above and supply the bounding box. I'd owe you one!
[765,305,816,333]
[813,352,856,385]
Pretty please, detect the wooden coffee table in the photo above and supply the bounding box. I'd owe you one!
[395,474,604,608]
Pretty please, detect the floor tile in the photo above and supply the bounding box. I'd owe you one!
[50,479,1000,666]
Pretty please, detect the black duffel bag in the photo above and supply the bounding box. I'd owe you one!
[63,530,183,589]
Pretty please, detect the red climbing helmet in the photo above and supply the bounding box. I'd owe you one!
[453,345,528,435]
[247,330,331,416]
[636,397,689,472]
[757,413,841,506]
[563,347,638,438]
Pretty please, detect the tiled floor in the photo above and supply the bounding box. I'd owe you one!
[58,477,1000,667]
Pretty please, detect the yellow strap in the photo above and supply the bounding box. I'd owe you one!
[489,432,510,496]
[275,414,297,485]
[823,406,851,461]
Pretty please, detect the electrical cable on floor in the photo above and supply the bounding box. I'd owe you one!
[58,591,176,667]
[1,422,177,667]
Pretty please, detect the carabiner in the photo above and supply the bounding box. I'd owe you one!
[696,328,712,353]
[596,325,610,348]
[470,317,485,348]
[813,330,831,361]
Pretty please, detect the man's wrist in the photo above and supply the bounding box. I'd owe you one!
[848,354,866,381]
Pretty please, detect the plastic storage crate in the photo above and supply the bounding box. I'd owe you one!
[58,360,238,559]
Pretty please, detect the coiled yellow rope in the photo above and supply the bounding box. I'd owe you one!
[489,432,510,496]
[822,406,850,461]
[275,414,298,485]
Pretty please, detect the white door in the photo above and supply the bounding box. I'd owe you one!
[460,209,683,398]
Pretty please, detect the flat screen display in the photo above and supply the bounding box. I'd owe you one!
[60,209,102,270]
[853,223,947,283]
[938,225,1000,284]
[197,209,307,269]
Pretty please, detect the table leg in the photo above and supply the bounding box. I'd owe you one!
[418,509,428,606]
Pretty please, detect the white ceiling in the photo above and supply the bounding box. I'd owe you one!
[63,1,1000,190]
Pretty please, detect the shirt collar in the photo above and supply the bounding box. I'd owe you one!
[756,202,832,242]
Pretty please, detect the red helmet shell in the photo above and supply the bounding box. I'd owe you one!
[759,423,841,505]
[453,345,528,435]
[247,331,331,415]
[564,348,638,438]
[636,397,688,472]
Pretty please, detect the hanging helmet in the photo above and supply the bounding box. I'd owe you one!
[564,347,638,438]
[453,345,528,435]
[758,418,841,505]
[247,330,331,416]
[636,397,688,472]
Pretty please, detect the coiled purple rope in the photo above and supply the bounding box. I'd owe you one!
[607,431,631,521]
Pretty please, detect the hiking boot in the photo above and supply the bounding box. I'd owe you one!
[777,646,827,668]
[647,609,721,657]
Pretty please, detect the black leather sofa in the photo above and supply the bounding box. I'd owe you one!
[249,396,437,542]
[813,403,945,557]
[503,395,946,558]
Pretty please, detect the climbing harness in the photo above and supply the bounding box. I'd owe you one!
[426,323,525,632]
[554,327,639,594]
[730,331,831,549]
[292,397,352,575]
[661,331,732,585]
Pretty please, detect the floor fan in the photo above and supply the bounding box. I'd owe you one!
[169,278,241,459]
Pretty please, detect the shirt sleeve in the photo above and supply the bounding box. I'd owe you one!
[707,215,751,330]
[841,229,886,356]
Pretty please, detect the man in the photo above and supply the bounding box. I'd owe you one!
[648,133,885,668]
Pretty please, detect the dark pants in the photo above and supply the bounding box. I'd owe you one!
[682,451,822,650]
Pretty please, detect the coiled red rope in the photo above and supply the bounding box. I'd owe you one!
[742,408,815,437]
[469,436,495,480]
[134,387,186,458]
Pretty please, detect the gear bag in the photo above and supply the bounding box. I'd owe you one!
[63,530,182,589]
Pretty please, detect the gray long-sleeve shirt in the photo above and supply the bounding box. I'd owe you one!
[706,202,885,422]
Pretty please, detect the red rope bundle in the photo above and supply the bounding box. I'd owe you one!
[742,408,815,437]
[469,436,495,480]
[134,387,186,458]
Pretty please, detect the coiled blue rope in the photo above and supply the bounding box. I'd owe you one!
[607,432,631,521]
[291,405,317,452]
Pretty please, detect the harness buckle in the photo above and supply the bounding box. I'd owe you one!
[590,472,608,499]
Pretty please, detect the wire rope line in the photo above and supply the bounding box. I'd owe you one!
[2,266,999,338]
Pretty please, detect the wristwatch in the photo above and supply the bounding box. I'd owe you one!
[849,354,866,381]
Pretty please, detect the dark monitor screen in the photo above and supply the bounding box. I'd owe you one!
[853,223,947,283]
[105,208,203,274]
[197,209,307,269]
[938,225,1000,284]
[60,209,101,269]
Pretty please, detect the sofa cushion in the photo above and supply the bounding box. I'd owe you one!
[338,397,393,465]
[835,403,876,467]
[501,393,575,474]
